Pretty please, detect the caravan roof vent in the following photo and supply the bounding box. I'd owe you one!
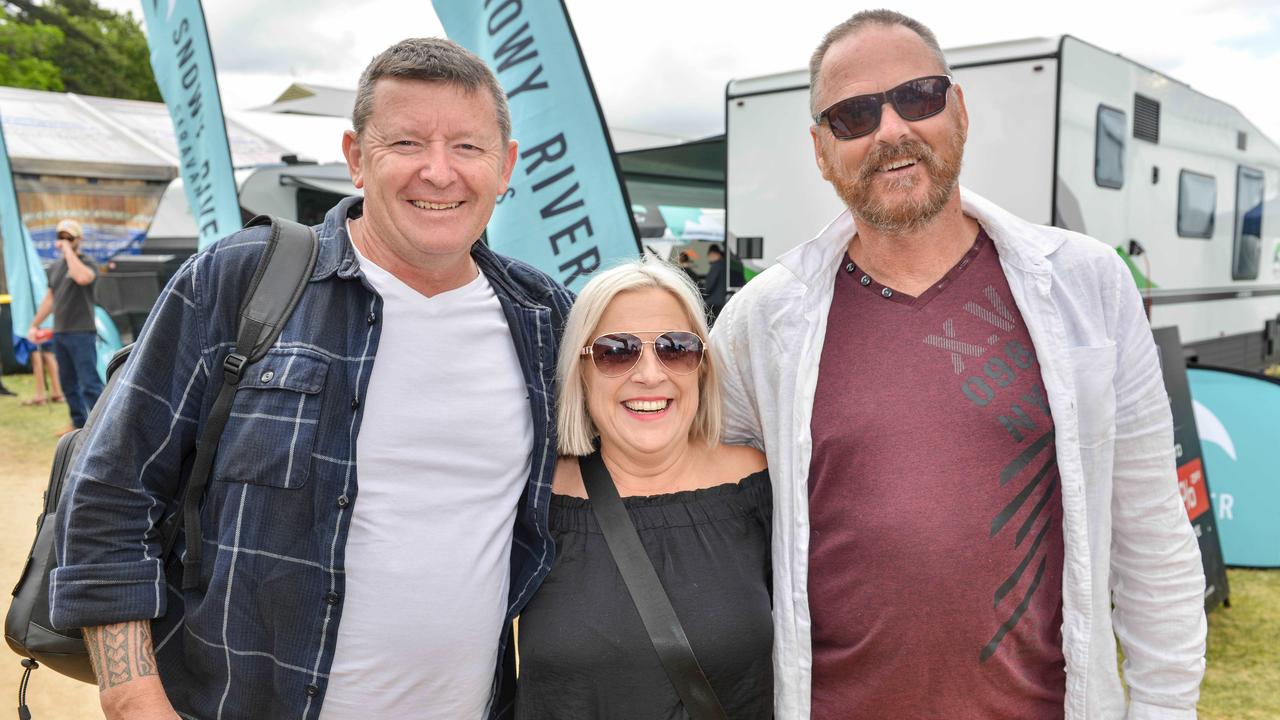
[1238,131,1248,151]
[1133,94,1160,143]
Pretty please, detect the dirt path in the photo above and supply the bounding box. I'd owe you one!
[2,375,104,719]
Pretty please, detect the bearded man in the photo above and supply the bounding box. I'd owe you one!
[711,10,1207,720]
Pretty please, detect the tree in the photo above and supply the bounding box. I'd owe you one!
[0,17,64,91]
[1,0,160,101]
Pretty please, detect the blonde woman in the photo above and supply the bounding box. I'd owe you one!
[516,258,772,719]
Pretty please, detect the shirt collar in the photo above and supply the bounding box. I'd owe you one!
[312,195,365,282]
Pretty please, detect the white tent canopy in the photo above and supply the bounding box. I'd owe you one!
[0,86,175,180]
[0,86,351,178]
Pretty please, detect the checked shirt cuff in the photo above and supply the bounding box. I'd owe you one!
[50,558,167,630]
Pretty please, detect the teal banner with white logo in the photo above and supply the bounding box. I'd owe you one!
[140,0,240,250]
[1187,366,1280,568]
[0,114,51,364]
[433,0,641,291]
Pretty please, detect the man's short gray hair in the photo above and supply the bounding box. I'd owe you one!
[352,37,512,143]
[809,9,951,113]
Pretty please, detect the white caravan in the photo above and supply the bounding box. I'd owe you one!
[726,36,1280,370]
[144,162,359,255]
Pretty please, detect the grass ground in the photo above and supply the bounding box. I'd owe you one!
[1199,569,1280,719]
[2,371,1277,718]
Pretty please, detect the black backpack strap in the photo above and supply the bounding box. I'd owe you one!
[578,451,728,720]
[170,216,318,590]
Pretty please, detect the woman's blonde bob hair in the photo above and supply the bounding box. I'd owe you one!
[556,256,722,456]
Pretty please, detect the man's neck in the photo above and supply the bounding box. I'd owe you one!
[348,217,478,298]
[847,196,980,297]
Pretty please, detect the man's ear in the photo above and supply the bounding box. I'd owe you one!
[498,139,519,194]
[953,83,969,138]
[342,130,364,189]
[811,125,832,182]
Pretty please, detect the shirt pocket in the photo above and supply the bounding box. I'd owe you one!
[214,349,329,488]
[1067,342,1117,448]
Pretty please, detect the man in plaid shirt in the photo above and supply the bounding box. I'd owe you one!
[52,39,573,720]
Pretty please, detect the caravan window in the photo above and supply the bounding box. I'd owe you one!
[1233,166,1265,280]
[1095,106,1125,189]
[1177,171,1216,239]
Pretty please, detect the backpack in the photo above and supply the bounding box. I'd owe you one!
[5,216,318,713]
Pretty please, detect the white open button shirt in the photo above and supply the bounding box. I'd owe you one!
[711,188,1207,720]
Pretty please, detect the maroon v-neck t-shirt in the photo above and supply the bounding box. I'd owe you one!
[807,229,1066,719]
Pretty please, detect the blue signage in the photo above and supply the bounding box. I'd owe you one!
[140,0,240,250]
[0,114,51,364]
[1187,366,1280,568]
[433,0,641,291]
[32,225,144,265]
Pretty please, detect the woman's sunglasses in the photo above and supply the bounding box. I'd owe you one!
[814,75,954,140]
[581,331,705,377]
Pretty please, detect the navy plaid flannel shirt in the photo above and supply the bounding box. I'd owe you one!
[51,196,574,719]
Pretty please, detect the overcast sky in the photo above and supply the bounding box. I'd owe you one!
[99,0,1280,147]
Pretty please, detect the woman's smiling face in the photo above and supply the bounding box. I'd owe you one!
[582,288,703,459]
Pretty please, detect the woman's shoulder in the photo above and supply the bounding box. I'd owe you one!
[710,443,767,484]
[552,455,587,498]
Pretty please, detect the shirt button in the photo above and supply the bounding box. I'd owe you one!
[845,262,855,273]
[260,371,274,383]
[860,275,871,286]
[305,684,319,697]
[337,495,350,508]
[325,592,340,606]
[367,311,377,325]
[881,288,893,298]
[350,397,360,410]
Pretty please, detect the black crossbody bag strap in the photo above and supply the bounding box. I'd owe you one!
[159,216,318,590]
[579,451,728,720]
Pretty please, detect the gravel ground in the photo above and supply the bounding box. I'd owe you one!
[2,374,104,719]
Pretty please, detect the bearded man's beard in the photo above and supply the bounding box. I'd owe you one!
[828,126,966,234]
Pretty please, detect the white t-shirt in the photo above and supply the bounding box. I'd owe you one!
[319,234,533,719]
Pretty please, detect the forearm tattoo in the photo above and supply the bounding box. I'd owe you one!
[84,621,159,691]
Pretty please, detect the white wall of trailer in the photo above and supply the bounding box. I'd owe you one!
[946,39,1058,226]
[1055,37,1280,346]
[726,70,832,270]
[147,164,360,244]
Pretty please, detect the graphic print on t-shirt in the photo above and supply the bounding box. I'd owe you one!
[922,286,1059,661]
[807,229,1065,719]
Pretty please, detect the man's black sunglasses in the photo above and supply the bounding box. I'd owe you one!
[814,75,954,140]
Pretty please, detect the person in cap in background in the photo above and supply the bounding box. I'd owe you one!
[677,250,703,287]
[701,244,727,320]
[27,218,101,435]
